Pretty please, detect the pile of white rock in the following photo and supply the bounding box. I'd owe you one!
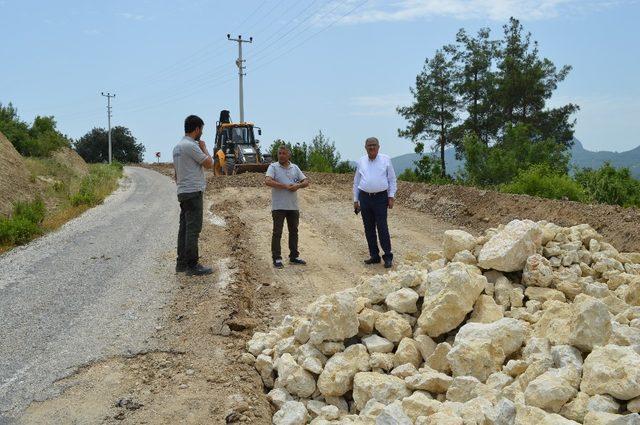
[245,219,640,424]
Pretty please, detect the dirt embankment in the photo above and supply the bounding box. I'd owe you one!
[1,131,90,217]
[0,131,37,216]
[52,147,89,176]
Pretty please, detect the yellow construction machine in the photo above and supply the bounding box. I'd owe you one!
[213,110,271,176]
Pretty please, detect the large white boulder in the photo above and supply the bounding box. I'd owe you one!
[317,344,370,397]
[417,262,486,337]
[477,219,543,272]
[569,294,612,352]
[352,372,411,411]
[581,345,640,400]
[307,290,359,344]
[275,353,316,398]
[443,230,477,261]
[272,400,309,425]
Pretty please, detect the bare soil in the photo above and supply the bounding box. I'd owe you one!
[20,169,452,424]
[52,147,89,176]
[0,130,38,216]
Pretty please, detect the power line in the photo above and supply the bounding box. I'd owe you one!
[56,1,372,127]
[251,0,371,72]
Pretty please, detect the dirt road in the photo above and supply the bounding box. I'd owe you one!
[19,170,456,424]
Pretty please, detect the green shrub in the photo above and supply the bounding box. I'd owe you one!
[398,154,452,185]
[0,198,46,245]
[501,164,587,201]
[70,163,122,206]
[462,124,571,187]
[12,198,46,224]
[110,160,124,171]
[0,217,42,245]
[575,163,640,207]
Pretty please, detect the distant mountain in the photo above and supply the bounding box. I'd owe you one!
[391,139,640,178]
[570,140,640,177]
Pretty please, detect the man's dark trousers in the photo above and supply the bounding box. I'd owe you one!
[272,210,299,261]
[177,191,203,268]
[359,191,392,262]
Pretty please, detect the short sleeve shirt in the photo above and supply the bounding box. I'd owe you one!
[266,162,306,210]
[172,136,208,195]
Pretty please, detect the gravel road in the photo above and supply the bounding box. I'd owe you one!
[0,167,178,422]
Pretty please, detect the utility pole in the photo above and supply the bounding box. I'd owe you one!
[227,34,252,123]
[101,92,116,164]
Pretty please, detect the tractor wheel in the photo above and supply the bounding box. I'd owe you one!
[225,158,236,175]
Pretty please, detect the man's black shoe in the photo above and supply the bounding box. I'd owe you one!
[175,264,187,273]
[185,264,213,276]
[364,258,381,265]
[384,260,393,269]
[290,257,307,265]
[273,259,284,269]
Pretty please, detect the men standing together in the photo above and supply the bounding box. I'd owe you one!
[353,137,397,268]
[265,145,310,268]
[173,118,395,273]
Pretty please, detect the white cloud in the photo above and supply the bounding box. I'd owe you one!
[83,29,101,36]
[349,94,411,116]
[121,12,151,21]
[314,0,634,25]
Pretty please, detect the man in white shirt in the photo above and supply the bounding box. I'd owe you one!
[353,137,397,268]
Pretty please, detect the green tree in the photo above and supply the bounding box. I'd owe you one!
[27,115,72,157]
[308,130,340,172]
[334,160,355,174]
[461,123,570,186]
[501,163,586,201]
[75,126,145,163]
[0,103,70,156]
[575,163,640,207]
[269,139,309,170]
[496,18,578,146]
[397,50,458,177]
[398,153,450,184]
[448,28,500,148]
[0,103,30,153]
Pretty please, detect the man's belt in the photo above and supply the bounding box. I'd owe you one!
[363,190,388,196]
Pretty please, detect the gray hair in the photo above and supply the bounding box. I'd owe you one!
[365,137,379,146]
[277,144,291,153]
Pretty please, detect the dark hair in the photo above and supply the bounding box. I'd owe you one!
[184,115,204,133]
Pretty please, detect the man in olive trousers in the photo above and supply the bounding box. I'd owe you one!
[173,115,215,276]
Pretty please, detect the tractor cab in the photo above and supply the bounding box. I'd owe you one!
[213,110,271,175]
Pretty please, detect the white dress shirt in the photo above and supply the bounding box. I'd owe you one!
[353,153,397,201]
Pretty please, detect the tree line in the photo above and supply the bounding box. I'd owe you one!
[395,17,640,207]
[397,17,577,181]
[268,130,354,173]
[0,102,145,163]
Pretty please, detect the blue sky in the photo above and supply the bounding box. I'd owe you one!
[1,0,639,162]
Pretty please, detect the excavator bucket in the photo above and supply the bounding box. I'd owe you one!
[233,163,270,175]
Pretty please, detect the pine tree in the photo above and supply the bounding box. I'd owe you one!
[397,50,458,177]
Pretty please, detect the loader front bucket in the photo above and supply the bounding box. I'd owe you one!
[233,163,270,174]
